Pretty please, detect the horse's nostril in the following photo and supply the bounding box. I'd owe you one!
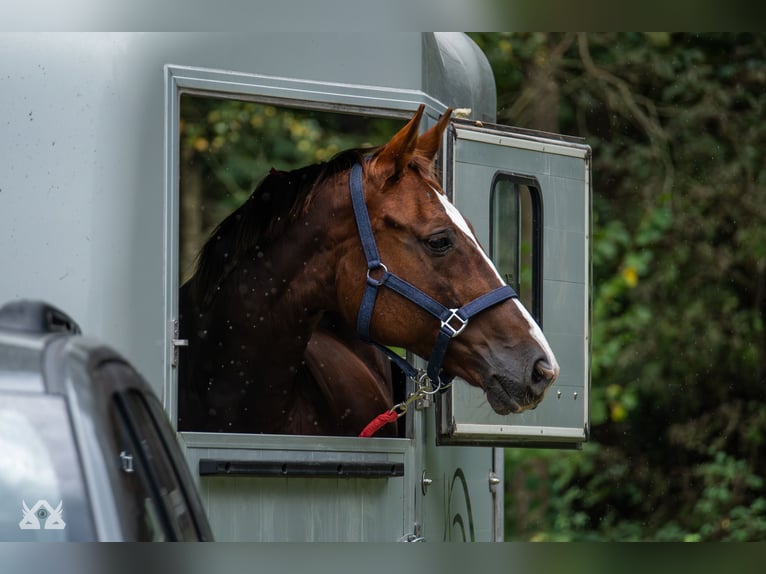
[533,359,558,386]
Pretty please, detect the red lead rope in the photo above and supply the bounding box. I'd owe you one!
[358,376,450,437]
[358,410,399,438]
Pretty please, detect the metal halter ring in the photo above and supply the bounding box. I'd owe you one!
[415,370,453,396]
[366,262,389,287]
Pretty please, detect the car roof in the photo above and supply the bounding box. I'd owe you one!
[0,300,152,399]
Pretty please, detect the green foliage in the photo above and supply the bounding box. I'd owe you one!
[471,33,766,541]
[181,96,401,232]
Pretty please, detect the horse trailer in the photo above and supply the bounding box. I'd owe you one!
[0,33,590,541]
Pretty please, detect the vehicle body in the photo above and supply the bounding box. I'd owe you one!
[0,300,213,541]
[0,33,590,541]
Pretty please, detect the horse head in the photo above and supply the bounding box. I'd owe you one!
[331,105,559,415]
[180,104,559,434]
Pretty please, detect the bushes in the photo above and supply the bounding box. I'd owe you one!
[471,32,766,541]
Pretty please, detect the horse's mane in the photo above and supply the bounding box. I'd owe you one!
[191,147,373,308]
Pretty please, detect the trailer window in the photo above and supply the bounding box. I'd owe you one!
[177,94,407,436]
[179,96,404,284]
[490,174,542,322]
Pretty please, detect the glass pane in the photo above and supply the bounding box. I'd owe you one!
[491,178,520,292]
[491,175,540,316]
[112,384,199,541]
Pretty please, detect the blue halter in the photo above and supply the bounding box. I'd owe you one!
[349,162,518,387]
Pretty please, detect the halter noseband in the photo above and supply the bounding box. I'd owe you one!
[349,162,518,387]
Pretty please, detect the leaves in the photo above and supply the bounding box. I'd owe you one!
[473,32,766,541]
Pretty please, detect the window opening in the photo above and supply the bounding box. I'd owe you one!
[179,96,405,283]
[490,174,542,322]
[177,94,407,436]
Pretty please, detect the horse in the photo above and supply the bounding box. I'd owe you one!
[177,104,559,436]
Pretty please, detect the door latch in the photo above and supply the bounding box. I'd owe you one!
[170,319,188,367]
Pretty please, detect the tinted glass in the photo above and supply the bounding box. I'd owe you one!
[112,385,200,541]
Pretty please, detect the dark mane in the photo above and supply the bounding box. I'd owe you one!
[191,147,373,307]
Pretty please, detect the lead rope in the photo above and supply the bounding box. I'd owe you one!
[359,371,452,437]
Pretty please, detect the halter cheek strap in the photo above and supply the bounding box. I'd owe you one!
[349,162,518,386]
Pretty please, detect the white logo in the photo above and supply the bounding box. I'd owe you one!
[19,499,66,530]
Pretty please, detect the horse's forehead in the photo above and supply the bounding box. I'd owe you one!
[431,186,505,284]
[431,187,473,237]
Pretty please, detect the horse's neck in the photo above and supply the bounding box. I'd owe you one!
[195,209,339,379]
[182,182,362,432]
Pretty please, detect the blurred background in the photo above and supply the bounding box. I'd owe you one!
[470,32,766,541]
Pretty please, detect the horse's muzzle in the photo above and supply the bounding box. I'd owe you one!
[484,356,557,415]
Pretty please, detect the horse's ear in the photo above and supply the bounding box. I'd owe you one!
[415,108,452,161]
[374,104,424,178]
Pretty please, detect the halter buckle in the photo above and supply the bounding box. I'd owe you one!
[441,308,468,338]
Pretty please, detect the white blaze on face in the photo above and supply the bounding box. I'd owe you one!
[434,188,560,376]
[434,189,504,284]
[512,299,560,376]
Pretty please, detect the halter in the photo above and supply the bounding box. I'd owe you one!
[349,162,518,388]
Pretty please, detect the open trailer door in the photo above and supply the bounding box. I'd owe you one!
[437,119,591,448]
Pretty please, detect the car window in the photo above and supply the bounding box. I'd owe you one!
[0,393,95,541]
[109,378,200,541]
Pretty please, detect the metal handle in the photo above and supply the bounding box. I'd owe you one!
[169,319,188,367]
[488,471,501,492]
[199,458,404,479]
[421,470,433,495]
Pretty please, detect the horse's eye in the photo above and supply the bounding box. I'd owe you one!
[425,233,453,254]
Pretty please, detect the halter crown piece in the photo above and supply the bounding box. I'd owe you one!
[349,162,518,389]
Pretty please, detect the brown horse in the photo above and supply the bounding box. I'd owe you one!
[178,105,559,435]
